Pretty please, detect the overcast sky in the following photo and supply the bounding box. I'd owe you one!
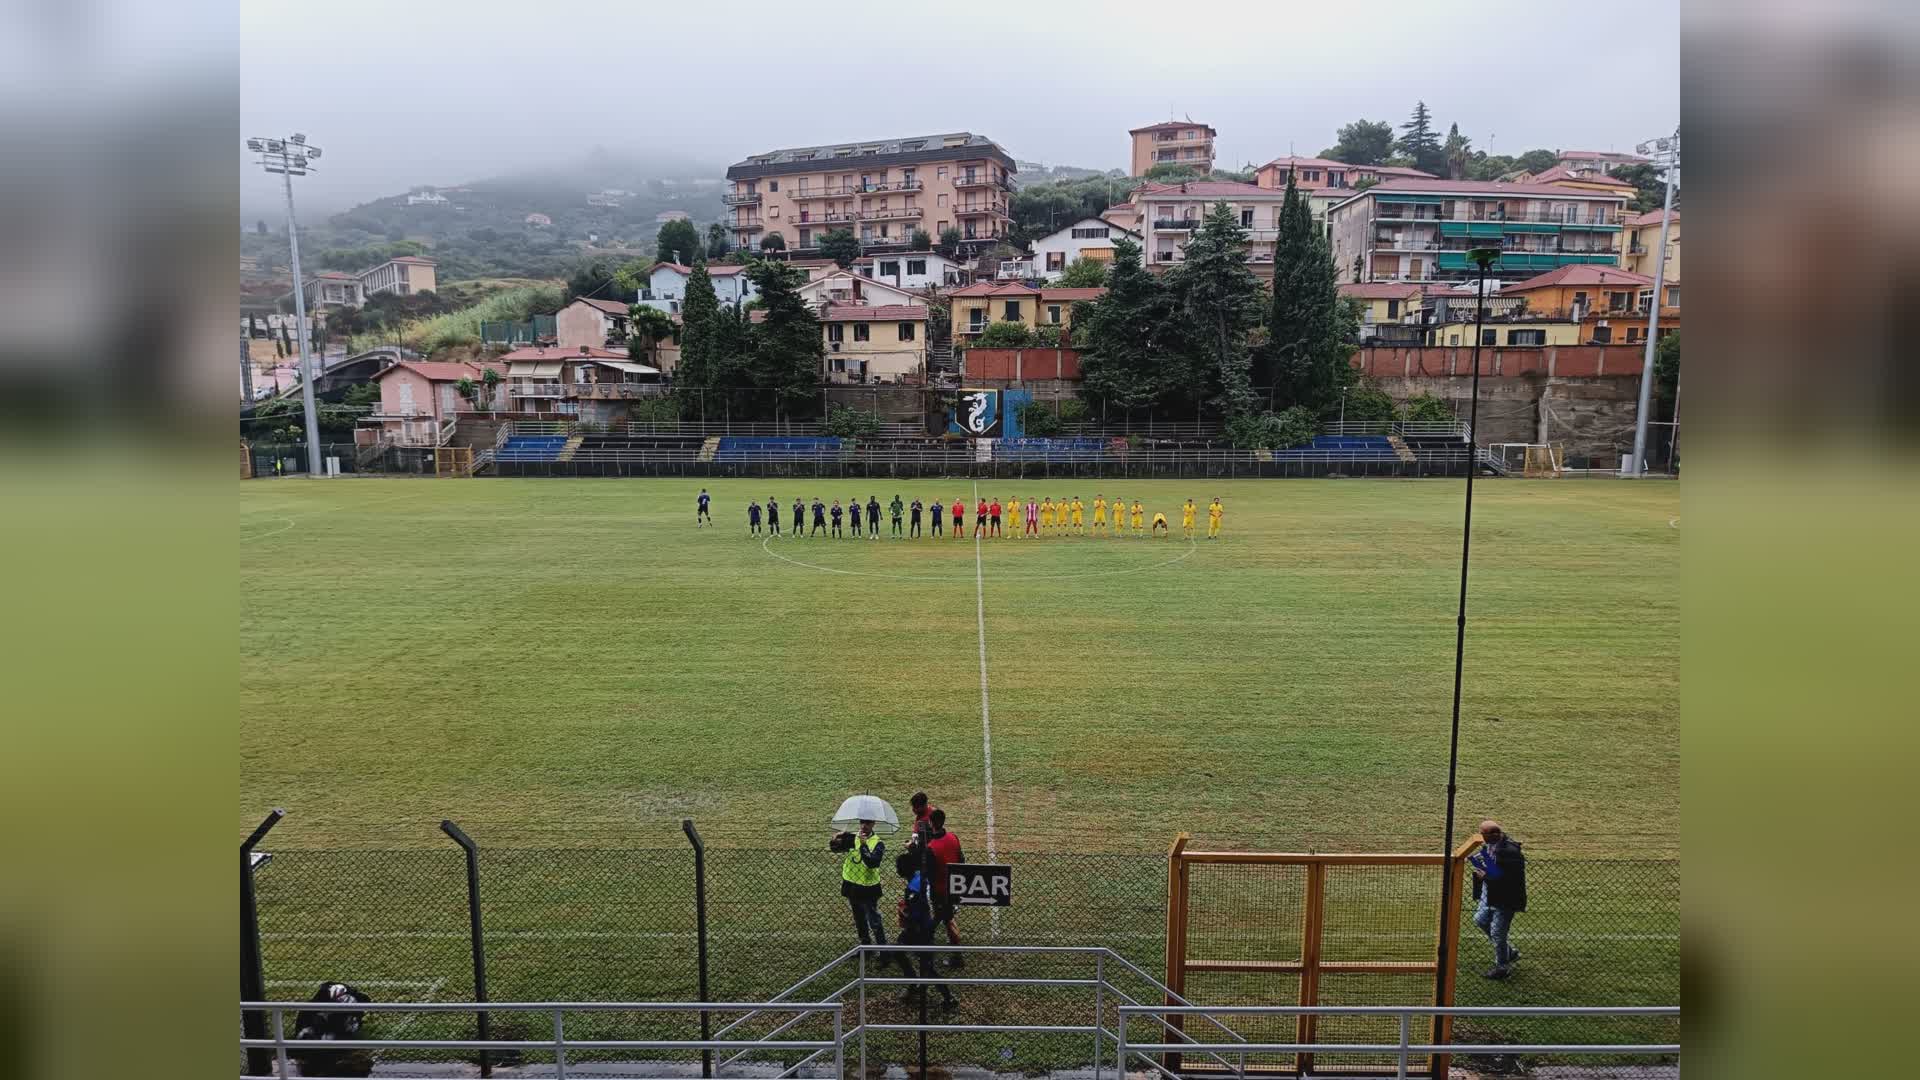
[242,0,1678,216]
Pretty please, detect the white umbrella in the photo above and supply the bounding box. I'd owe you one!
[831,794,900,834]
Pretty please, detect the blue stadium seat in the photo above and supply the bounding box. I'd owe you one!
[714,436,844,462]
[495,436,568,462]
[994,437,1109,463]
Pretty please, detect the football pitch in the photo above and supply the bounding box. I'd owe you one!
[240,477,1679,855]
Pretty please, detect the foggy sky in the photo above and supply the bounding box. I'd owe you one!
[241,0,1678,217]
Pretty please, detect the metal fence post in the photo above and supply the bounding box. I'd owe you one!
[440,820,490,1078]
[682,818,712,1078]
[241,808,284,1080]
[1094,951,1105,1080]
[858,949,868,1080]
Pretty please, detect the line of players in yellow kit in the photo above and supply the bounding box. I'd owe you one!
[1007,495,1224,540]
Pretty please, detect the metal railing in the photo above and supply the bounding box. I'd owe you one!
[365,403,432,418]
[722,191,762,206]
[239,999,842,1080]
[1118,1004,1679,1080]
[1320,419,1470,438]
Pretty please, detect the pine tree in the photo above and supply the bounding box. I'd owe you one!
[1396,101,1446,177]
[1265,174,1355,414]
[1165,201,1263,417]
[676,259,719,390]
[1077,238,1171,413]
[744,258,824,421]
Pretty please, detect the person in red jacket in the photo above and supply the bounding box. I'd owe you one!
[974,498,988,537]
[923,808,967,968]
[951,498,966,539]
[988,499,1002,537]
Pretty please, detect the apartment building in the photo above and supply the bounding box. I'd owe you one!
[359,255,437,299]
[853,251,971,290]
[1129,121,1216,176]
[1554,149,1653,176]
[1129,180,1291,272]
[724,132,1016,255]
[303,271,364,308]
[1028,217,1141,280]
[636,262,756,315]
[1327,179,1630,285]
[1499,264,1678,346]
[1620,209,1680,280]
[1251,157,1434,191]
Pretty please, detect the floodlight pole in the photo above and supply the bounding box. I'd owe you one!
[251,135,326,477]
[1629,130,1678,477]
[1434,247,1496,1027]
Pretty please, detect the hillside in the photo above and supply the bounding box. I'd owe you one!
[241,147,725,287]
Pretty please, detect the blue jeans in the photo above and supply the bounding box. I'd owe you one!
[1474,897,1517,967]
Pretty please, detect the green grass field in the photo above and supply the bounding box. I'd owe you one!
[241,477,1678,855]
[241,476,1679,1068]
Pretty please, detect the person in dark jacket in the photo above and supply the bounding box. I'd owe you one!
[894,847,958,1009]
[1469,819,1528,979]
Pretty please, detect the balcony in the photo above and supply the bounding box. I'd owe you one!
[794,211,856,226]
[571,382,668,400]
[954,174,1013,192]
[859,206,924,221]
[734,219,765,232]
[1151,219,1199,231]
[510,384,567,399]
[955,203,1007,217]
[790,180,923,200]
[722,191,761,206]
[365,403,432,418]
[1375,236,1439,250]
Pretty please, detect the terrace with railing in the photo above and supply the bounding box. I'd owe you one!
[722,191,761,206]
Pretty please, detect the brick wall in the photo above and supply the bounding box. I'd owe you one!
[1352,344,1647,379]
[964,348,1083,381]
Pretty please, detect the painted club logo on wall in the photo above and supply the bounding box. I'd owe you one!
[953,389,1002,436]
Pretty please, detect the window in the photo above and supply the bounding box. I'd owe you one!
[1305,170,1319,182]
[906,258,926,276]
[968,309,987,332]
[1665,286,1680,307]
[857,266,873,279]
[1609,291,1631,311]
[1591,325,1613,344]
[853,323,870,342]
[768,206,779,218]
[769,180,778,191]
[1070,226,1109,239]
[1240,208,1255,228]
[938,220,949,233]
[898,322,915,341]
[879,260,900,277]
[799,229,812,247]
[1386,300,1401,319]
[1480,328,1497,346]
[1638,288,1654,311]
[1047,305,1062,324]
[936,167,947,179]
[1003,301,1022,321]
[1046,252,1065,272]
[826,324,844,343]
[937,193,947,207]
[1626,327,1643,343]
[1507,328,1546,346]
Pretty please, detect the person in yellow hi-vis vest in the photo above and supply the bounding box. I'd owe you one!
[832,820,911,972]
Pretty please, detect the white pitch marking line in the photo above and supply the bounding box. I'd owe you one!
[969,482,997,864]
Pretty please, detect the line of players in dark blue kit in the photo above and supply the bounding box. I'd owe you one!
[699,488,933,539]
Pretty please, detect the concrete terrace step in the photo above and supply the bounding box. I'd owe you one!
[1387,434,1419,463]
[556,434,585,462]
[697,436,722,463]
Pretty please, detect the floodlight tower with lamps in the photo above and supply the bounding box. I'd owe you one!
[248,134,326,476]
[1627,129,1678,477]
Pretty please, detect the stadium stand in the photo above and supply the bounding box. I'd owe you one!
[713,437,844,462]
[995,437,1111,462]
[494,436,569,462]
[1275,435,1401,460]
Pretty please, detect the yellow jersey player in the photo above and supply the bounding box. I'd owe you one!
[1092,495,1108,532]
[1055,497,1068,532]
[1151,510,1169,536]
[1040,498,1055,531]
[1208,497,1224,539]
[1182,499,1197,539]
[1006,495,1019,538]
[1130,500,1145,533]
[1071,497,1085,534]
[1109,496,1125,534]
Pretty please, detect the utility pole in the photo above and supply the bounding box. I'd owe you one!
[1627,129,1678,477]
[248,134,326,476]
[239,327,254,404]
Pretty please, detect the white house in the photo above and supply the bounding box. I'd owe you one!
[406,189,449,206]
[1029,217,1141,280]
[852,252,970,291]
[636,262,756,314]
[799,270,916,310]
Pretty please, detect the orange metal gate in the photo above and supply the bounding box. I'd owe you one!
[1164,834,1480,1076]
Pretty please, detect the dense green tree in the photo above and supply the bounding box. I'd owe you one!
[706,223,730,260]
[655,218,701,264]
[936,227,963,260]
[1515,148,1559,174]
[1164,201,1264,416]
[1654,330,1680,408]
[744,258,824,420]
[1054,256,1109,288]
[1008,175,1139,238]
[627,306,679,363]
[565,258,620,302]
[760,231,787,252]
[676,260,719,388]
[972,321,1034,348]
[820,228,861,268]
[909,228,932,251]
[1077,238,1175,412]
[1395,102,1447,177]
[1443,123,1473,180]
[1611,163,1675,212]
[609,257,652,299]
[1143,163,1205,183]
[1321,119,1396,166]
[705,305,755,415]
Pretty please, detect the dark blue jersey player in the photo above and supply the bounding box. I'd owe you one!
[696,489,712,527]
[747,500,762,536]
[766,497,781,536]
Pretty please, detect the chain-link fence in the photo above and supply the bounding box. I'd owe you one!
[250,843,1676,1074]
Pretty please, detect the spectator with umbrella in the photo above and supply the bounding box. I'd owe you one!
[829,794,912,973]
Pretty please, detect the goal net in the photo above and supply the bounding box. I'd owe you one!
[1490,443,1564,477]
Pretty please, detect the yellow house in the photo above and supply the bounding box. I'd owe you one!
[1620,209,1679,280]
[820,303,929,384]
[949,283,1105,340]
